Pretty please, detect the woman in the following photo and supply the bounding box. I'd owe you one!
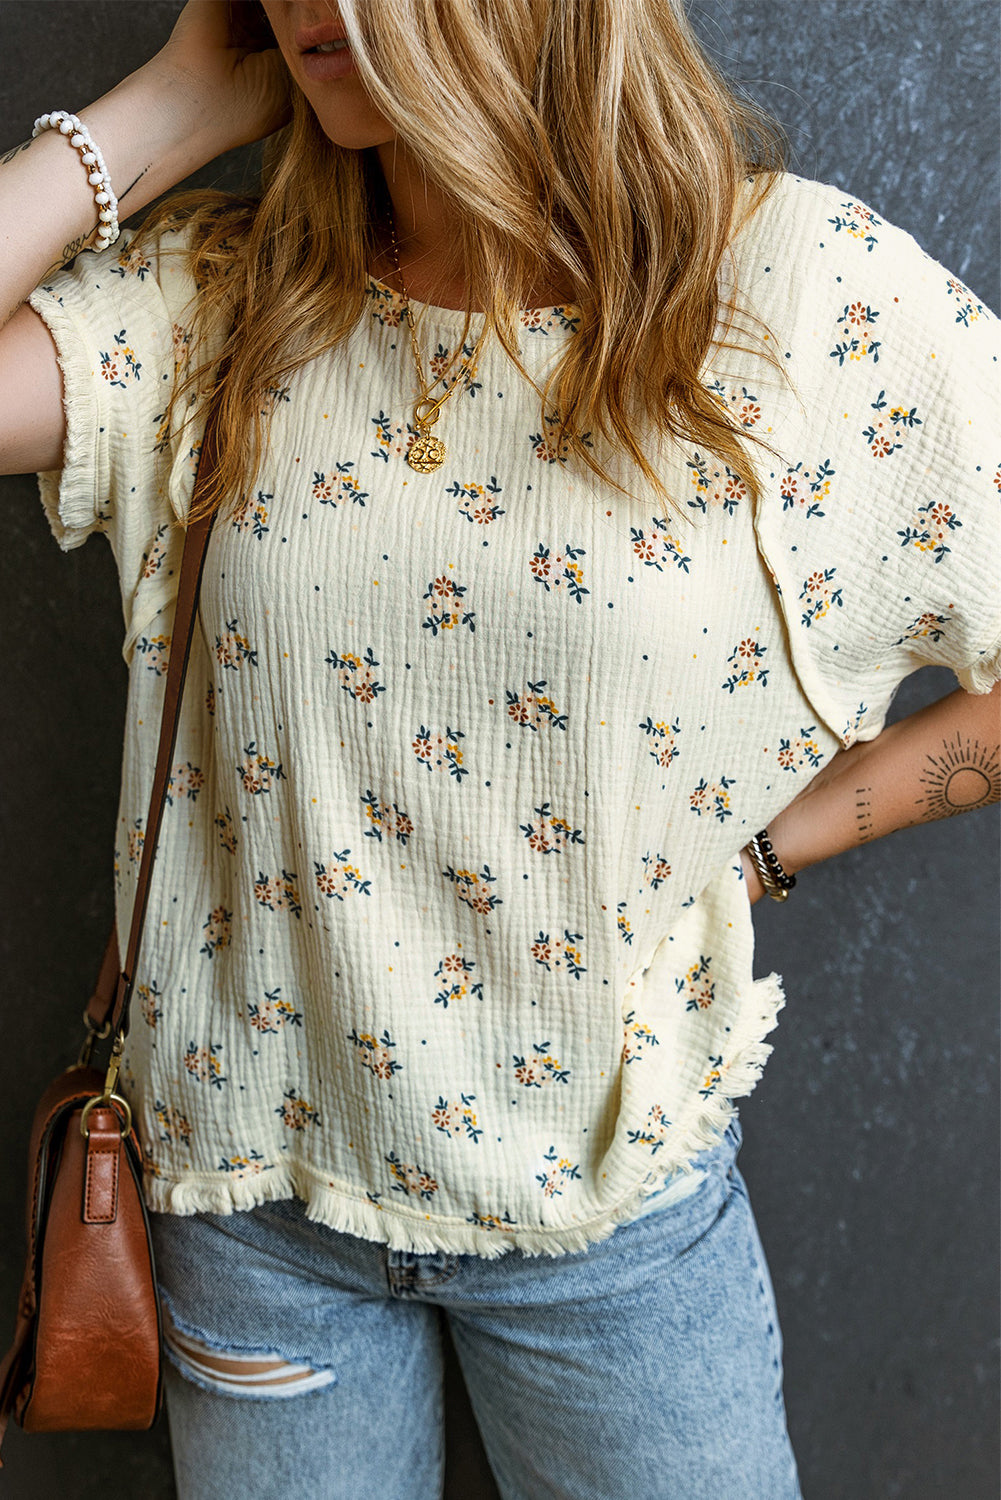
[0,1,997,1496]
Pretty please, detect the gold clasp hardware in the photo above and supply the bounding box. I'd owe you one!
[102,1032,124,1097]
[77,1007,112,1067]
[413,393,446,428]
[80,1091,132,1140]
[80,1034,131,1137]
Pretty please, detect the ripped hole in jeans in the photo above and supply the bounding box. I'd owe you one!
[160,1299,337,1399]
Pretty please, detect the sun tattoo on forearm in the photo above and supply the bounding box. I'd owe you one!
[854,733,1000,841]
[914,733,1001,822]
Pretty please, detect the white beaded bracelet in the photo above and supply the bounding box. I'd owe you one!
[31,110,120,252]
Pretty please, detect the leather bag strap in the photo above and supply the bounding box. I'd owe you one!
[85,398,223,1041]
[85,927,120,1035]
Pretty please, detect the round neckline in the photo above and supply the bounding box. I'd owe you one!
[364,272,582,330]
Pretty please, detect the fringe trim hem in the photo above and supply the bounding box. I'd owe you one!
[142,971,786,1261]
[955,629,1001,695]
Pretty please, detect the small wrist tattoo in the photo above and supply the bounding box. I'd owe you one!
[1,138,34,166]
[39,232,89,283]
[119,165,151,204]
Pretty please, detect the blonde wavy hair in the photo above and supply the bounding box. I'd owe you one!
[137,0,787,525]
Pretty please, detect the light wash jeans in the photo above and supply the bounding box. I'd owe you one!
[148,1115,803,1500]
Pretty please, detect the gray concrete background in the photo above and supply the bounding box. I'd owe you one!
[0,2,997,1496]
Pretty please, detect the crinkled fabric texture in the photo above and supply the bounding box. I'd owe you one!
[28,172,1000,1257]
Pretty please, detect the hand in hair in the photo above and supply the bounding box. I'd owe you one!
[155,0,292,153]
[0,0,288,473]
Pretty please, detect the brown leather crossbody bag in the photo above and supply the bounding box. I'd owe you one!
[0,406,222,1466]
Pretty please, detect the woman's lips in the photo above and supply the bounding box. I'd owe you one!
[300,44,358,82]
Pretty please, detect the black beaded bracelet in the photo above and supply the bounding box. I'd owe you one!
[746,829,797,902]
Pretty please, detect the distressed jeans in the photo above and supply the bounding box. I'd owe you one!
[148,1115,803,1499]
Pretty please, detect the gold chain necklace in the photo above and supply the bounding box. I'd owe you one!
[386,210,490,473]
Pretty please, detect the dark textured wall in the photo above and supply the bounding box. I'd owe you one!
[0,2,997,1496]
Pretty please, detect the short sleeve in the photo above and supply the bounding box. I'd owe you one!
[27,225,217,661]
[744,176,1001,747]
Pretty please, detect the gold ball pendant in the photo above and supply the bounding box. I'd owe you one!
[406,433,447,472]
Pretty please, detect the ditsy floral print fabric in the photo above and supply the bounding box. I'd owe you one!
[28,174,1000,1257]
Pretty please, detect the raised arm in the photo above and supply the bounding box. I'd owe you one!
[0,0,288,477]
[741,680,1001,903]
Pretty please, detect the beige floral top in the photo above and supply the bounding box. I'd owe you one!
[28,172,999,1257]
